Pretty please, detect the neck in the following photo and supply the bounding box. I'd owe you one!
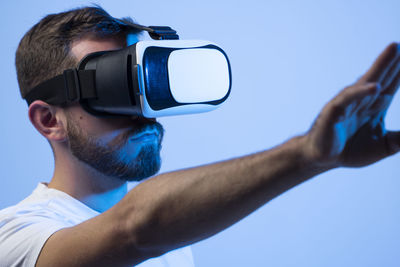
[48,150,128,213]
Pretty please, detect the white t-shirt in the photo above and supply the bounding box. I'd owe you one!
[0,183,195,267]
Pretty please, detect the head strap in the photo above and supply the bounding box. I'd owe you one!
[24,69,97,105]
[114,18,179,40]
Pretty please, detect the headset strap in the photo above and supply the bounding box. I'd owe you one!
[24,69,97,106]
[147,26,179,40]
[114,18,179,40]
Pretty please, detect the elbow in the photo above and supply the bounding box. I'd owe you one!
[123,208,171,259]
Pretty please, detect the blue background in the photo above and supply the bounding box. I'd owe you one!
[0,1,399,266]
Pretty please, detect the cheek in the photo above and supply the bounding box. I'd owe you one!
[71,115,132,145]
[98,129,127,146]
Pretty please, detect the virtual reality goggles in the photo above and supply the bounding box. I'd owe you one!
[24,23,232,118]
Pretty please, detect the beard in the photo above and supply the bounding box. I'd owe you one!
[66,115,164,182]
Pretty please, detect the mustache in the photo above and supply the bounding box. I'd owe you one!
[109,120,164,148]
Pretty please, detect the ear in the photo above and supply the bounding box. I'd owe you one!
[28,100,67,142]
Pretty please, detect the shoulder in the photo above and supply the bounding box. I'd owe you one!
[0,202,67,266]
[0,183,95,266]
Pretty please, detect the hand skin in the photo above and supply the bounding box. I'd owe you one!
[306,42,400,168]
[36,43,400,267]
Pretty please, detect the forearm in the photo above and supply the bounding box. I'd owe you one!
[117,135,332,255]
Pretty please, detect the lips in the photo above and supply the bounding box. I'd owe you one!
[130,128,160,142]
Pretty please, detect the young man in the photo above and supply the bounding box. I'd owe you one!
[0,5,399,267]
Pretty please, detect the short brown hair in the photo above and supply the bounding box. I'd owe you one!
[16,5,141,99]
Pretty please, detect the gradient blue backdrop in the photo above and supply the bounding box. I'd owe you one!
[0,1,399,266]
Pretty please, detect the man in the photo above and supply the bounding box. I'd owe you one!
[0,5,399,267]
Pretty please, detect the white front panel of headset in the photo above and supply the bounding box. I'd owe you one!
[167,48,230,103]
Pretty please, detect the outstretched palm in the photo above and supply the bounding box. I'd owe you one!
[306,43,400,168]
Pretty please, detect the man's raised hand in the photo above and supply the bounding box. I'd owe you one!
[304,43,400,169]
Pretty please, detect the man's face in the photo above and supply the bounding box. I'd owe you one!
[64,35,164,182]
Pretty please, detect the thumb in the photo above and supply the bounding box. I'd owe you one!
[386,131,400,156]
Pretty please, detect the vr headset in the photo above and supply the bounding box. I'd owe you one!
[24,22,232,118]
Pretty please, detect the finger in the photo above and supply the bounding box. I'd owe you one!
[369,69,400,113]
[329,83,380,120]
[382,54,400,88]
[338,82,380,106]
[384,62,400,96]
[358,43,399,84]
[385,130,400,156]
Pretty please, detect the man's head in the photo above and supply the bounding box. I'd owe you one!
[16,6,164,182]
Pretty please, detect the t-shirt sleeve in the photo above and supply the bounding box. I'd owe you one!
[0,209,67,267]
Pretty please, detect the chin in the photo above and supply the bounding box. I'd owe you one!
[118,152,162,182]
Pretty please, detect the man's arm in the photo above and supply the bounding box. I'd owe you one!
[36,43,400,267]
